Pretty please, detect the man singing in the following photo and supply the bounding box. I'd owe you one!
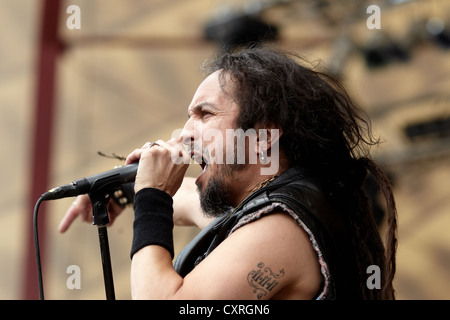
[60,47,397,299]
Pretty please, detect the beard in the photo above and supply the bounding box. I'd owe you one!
[197,163,244,218]
[197,134,250,218]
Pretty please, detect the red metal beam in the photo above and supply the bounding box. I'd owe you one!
[23,0,62,300]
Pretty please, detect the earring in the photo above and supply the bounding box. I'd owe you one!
[260,150,267,164]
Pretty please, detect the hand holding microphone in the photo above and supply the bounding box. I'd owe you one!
[125,138,190,197]
[57,138,190,232]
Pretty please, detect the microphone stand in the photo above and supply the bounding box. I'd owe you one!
[89,188,116,300]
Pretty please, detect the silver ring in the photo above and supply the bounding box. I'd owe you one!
[147,142,159,148]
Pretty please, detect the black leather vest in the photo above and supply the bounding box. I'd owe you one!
[173,166,361,299]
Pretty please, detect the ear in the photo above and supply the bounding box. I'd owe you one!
[253,123,283,155]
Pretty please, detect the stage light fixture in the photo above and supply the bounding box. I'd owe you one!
[204,13,278,50]
[426,17,450,49]
[404,116,450,142]
[362,32,411,69]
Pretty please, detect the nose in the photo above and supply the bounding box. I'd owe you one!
[179,117,196,146]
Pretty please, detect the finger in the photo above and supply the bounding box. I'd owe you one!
[164,136,183,146]
[106,200,125,226]
[169,138,191,164]
[58,203,80,233]
[125,148,144,165]
[153,139,189,164]
[125,140,160,165]
[152,139,169,148]
[58,195,92,233]
[78,197,93,223]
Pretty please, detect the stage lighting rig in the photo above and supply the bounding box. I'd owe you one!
[426,17,450,49]
[204,11,278,50]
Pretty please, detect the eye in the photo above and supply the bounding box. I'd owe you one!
[201,110,213,117]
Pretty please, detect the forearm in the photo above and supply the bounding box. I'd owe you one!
[130,187,183,299]
[173,177,213,229]
[131,246,183,299]
[172,177,198,226]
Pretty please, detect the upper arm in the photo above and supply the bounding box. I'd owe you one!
[173,212,322,300]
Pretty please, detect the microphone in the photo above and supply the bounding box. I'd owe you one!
[41,163,138,201]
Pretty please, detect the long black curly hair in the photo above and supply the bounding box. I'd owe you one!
[202,46,398,299]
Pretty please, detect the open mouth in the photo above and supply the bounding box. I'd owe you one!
[190,150,209,185]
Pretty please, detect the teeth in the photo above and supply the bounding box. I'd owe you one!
[202,164,207,173]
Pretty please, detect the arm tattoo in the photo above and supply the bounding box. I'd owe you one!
[247,262,285,299]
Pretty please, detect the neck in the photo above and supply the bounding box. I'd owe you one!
[229,163,286,207]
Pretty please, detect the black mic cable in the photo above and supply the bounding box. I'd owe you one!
[33,196,45,300]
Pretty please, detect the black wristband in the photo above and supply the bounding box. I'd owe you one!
[130,188,174,260]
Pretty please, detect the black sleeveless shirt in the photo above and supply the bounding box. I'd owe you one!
[173,166,361,299]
